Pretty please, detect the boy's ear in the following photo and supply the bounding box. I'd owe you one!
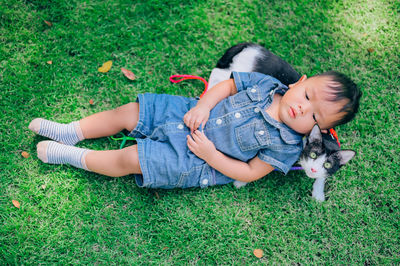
[299,75,307,82]
[288,75,307,89]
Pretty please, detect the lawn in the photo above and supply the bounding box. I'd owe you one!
[1,0,399,264]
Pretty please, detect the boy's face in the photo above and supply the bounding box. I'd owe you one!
[278,75,348,134]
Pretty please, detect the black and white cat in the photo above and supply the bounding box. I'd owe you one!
[299,124,355,201]
[208,43,355,201]
[208,43,300,90]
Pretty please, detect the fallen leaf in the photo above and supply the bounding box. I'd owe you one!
[121,68,136,80]
[41,184,46,190]
[154,192,160,199]
[44,20,53,27]
[162,247,169,250]
[21,151,30,158]
[12,200,20,209]
[367,48,374,53]
[253,249,263,258]
[47,60,53,65]
[89,99,94,105]
[98,60,112,73]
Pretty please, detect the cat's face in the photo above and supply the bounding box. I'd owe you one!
[299,125,355,179]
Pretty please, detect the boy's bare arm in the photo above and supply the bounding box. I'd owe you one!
[207,151,274,182]
[184,79,237,132]
[197,79,237,109]
[187,130,274,182]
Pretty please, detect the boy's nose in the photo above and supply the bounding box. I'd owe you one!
[298,104,309,115]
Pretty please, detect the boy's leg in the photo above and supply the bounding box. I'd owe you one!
[84,145,142,177]
[79,102,139,139]
[37,140,142,177]
[29,102,139,144]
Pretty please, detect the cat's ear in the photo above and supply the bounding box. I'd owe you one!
[308,124,322,142]
[338,150,356,165]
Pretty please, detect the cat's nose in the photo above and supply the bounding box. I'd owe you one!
[311,168,317,173]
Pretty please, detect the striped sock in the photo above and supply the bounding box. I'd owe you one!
[29,118,84,145]
[37,141,91,171]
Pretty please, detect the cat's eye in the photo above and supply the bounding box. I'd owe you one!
[310,152,317,159]
[324,162,332,169]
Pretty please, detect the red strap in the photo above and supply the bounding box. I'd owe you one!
[169,75,209,98]
[329,128,341,147]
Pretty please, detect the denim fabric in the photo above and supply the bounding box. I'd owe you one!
[129,72,304,189]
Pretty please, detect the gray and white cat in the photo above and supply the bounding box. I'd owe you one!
[208,43,355,201]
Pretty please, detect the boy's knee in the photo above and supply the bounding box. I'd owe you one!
[119,145,141,174]
[114,102,139,131]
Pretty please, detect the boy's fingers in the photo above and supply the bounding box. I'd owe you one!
[202,119,208,128]
[195,130,206,139]
[183,112,190,123]
[194,121,201,131]
[187,140,194,152]
[187,135,199,153]
[191,131,201,142]
[187,135,196,146]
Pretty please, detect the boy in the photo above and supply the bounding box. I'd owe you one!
[29,71,361,189]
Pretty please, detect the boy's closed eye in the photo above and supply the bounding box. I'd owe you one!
[305,90,318,123]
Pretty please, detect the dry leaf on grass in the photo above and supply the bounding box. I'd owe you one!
[89,99,94,105]
[12,200,20,209]
[21,151,30,158]
[47,60,53,65]
[98,60,112,73]
[367,48,375,53]
[44,20,53,27]
[253,249,263,258]
[121,68,136,80]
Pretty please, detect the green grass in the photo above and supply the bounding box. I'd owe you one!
[1,0,399,264]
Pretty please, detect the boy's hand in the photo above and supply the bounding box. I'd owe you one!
[183,105,210,132]
[187,130,216,161]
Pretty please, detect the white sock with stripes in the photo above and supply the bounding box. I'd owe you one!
[37,141,91,171]
[29,118,84,145]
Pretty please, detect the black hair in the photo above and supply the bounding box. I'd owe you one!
[317,71,362,127]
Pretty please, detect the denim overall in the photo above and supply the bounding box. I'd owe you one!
[129,72,304,189]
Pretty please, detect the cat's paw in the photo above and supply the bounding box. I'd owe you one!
[233,181,248,189]
[312,192,325,202]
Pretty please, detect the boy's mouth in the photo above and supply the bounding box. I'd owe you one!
[289,107,297,118]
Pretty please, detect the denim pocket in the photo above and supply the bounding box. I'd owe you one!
[177,164,213,188]
[235,120,271,152]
